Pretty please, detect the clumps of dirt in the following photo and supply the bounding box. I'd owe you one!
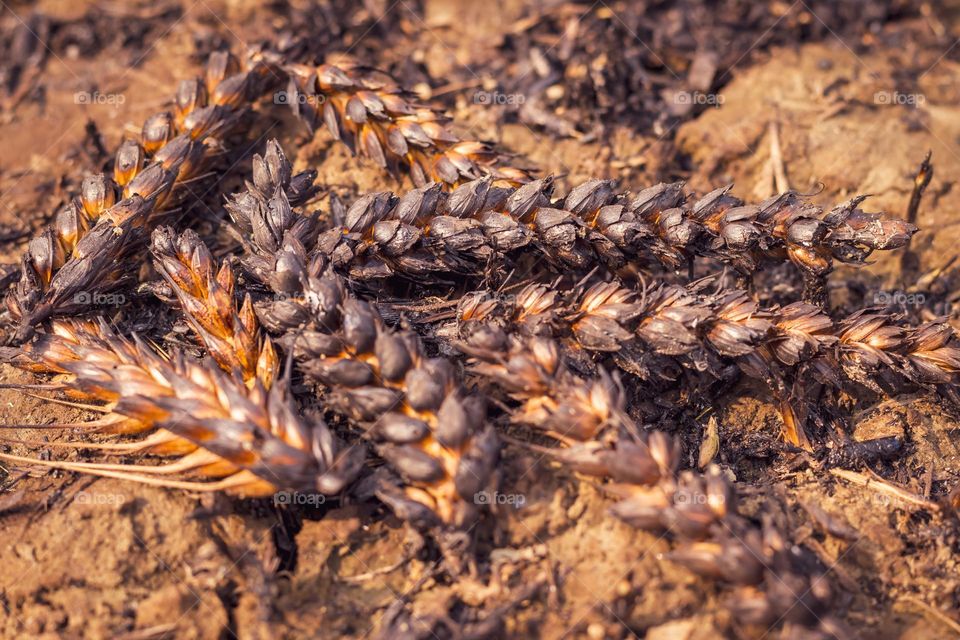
[379,0,920,140]
[675,33,960,304]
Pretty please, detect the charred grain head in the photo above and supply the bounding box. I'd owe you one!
[2,319,361,497]
[305,175,915,304]
[6,49,283,339]
[255,266,499,532]
[282,60,531,188]
[151,226,278,387]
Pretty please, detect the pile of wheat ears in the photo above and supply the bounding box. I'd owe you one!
[1,46,955,638]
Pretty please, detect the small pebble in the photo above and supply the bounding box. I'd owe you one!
[586,622,606,640]
[14,542,35,562]
[413,82,431,100]
[24,617,42,635]
[566,500,586,520]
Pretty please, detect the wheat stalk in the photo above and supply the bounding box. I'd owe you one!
[220,142,498,529]
[256,265,498,530]
[224,139,322,293]
[222,141,953,452]
[448,279,960,448]
[151,226,278,387]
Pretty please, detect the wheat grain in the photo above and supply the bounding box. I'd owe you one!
[447,279,960,448]
[457,329,844,634]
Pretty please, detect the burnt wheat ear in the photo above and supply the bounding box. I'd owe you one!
[456,332,844,635]
[0,320,362,497]
[220,138,913,302]
[602,436,846,636]
[223,138,323,293]
[150,226,279,387]
[6,50,282,340]
[282,60,532,187]
[449,280,960,448]
[254,266,500,533]
[311,176,915,303]
[221,144,499,532]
